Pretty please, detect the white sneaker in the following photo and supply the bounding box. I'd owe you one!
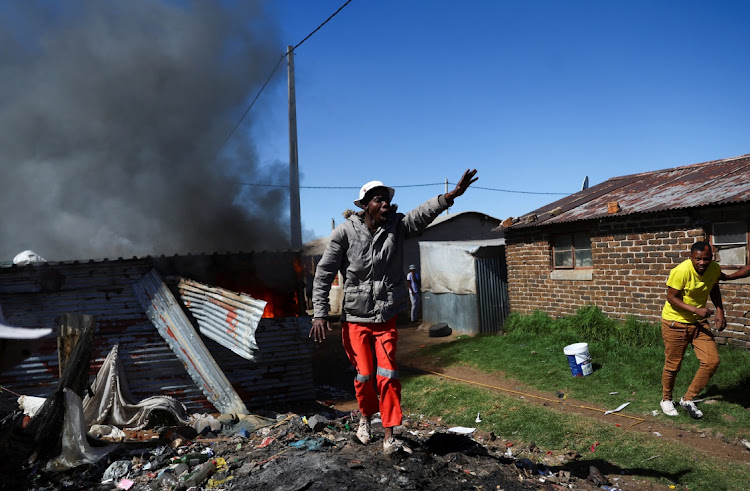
[383,437,412,455]
[660,399,678,416]
[679,398,703,419]
[356,416,371,444]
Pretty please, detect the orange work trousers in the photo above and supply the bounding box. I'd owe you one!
[342,318,402,428]
[661,318,720,401]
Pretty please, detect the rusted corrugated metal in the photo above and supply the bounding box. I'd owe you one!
[178,278,266,361]
[510,154,750,229]
[134,269,249,415]
[0,252,313,413]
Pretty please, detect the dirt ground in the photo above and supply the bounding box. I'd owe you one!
[308,319,750,490]
[5,319,747,490]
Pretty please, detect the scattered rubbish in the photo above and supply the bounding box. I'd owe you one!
[171,453,210,465]
[652,410,659,416]
[563,342,592,377]
[556,391,567,400]
[46,389,118,472]
[609,391,619,395]
[604,402,630,415]
[89,424,126,442]
[587,465,609,486]
[116,478,134,490]
[179,460,216,488]
[83,345,188,430]
[644,455,661,462]
[102,460,132,483]
[448,426,476,434]
[475,412,482,423]
[601,486,622,491]
[257,436,275,448]
[18,395,46,418]
[653,432,662,437]
[590,441,600,452]
[307,414,329,432]
[193,415,222,436]
[289,437,328,451]
[741,439,750,451]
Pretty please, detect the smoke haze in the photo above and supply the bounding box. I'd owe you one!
[0,0,289,261]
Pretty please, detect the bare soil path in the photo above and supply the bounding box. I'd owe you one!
[393,323,750,466]
[311,320,750,466]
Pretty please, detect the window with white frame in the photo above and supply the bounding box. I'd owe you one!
[712,222,748,267]
[553,232,592,269]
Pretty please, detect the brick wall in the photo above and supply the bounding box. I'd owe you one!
[505,210,750,349]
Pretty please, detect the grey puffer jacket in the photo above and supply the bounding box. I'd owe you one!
[313,195,451,323]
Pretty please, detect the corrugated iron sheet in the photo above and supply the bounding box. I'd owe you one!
[133,269,249,415]
[510,154,750,229]
[178,278,266,361]
[475,255,509,334]
[0,253,313,413]
[420,240,508,334]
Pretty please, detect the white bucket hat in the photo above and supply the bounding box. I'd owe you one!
[353,180,395,209]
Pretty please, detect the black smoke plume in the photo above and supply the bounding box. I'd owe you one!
[0,0,289,261]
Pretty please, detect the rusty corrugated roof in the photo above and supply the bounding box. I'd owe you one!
[507,154,750,229]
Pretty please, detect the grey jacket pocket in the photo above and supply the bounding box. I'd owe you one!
[343,284,375,318]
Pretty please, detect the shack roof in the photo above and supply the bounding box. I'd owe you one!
[506,154,750,230]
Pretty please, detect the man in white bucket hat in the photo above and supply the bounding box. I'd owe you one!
[311,169,477,454]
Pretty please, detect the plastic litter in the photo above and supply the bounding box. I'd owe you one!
[116,478,134,490]
[179,460,216,488]
[604,402,630,415]
[89,424,126,442]
[290,436,328,451]
[45,389,117,472]
[17,395,46,418]
[102,460,132,483]
[447,426,475,434]
[741,439,750,451]
[475,412,482,423]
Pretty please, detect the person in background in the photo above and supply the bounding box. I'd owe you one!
[310,169,478,454]
[721,264,750,281]
[660,241,725,419]
[406,264,421,324]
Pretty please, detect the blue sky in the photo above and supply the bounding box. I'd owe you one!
[252,0,750,242]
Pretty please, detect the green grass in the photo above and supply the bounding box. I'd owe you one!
[401,374,750,490]
[411,305,750,439]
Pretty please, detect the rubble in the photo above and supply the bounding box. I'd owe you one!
[0,394,622,490]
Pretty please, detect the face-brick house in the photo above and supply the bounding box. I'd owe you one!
[501,154,750,349]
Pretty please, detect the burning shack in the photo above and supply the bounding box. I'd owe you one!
[0,251,313,414]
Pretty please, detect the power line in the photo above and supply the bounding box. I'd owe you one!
[239,182,572,194]
[216,0,354,156]
[448,183,570,195]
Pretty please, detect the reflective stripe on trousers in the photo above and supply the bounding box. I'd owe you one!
[342,317,402,428]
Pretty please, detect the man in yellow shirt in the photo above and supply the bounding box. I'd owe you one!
[660,241,725,419]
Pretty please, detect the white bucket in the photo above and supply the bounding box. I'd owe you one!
[563,342,592,377]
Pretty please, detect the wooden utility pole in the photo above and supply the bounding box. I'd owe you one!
[288,46,302,249]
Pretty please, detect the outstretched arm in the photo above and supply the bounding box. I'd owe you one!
[444,169,478,204]
[721,264,750,281]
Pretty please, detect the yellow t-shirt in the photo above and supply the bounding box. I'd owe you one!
[662,259,721,324]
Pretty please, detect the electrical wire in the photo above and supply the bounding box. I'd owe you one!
[239,181,573,194]
[216,0,354,156]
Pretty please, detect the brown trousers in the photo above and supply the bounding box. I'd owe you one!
[661,318,720,401]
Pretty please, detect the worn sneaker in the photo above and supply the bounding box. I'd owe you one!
[383,437,413,455]
[356,416,371,444]
[679,398,703,419]
[660,399,678,416]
